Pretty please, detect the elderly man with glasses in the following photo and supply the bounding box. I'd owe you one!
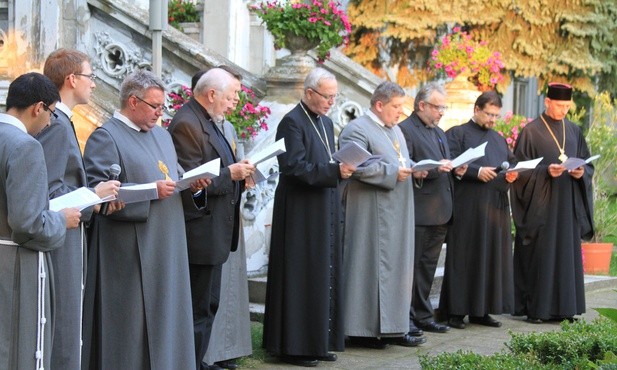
[398,82,467,337]
[82,70,208,370]
[439,91,518,330]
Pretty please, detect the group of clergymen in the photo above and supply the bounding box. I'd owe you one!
[0,47,594,370]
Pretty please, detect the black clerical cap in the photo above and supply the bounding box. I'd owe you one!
[547,83,572,101]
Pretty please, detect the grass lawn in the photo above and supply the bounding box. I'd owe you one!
[236,322,267,368]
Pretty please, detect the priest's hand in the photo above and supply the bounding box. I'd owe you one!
[505,171,518,183]
[229,160,255,181]
[61,207,82,229]
[478,167,497,182]
[99,200,125,215]
[438,159,453,172]
[397,167,413,182]
[156,179,176,199]
[339,162,356,179]
[94,180,121,199]
[569,166,585,179]
[548,164,567,177]
[454,164,468,177]
[189,178,211,193]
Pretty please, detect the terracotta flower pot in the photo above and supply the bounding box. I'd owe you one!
[581,242,614,275]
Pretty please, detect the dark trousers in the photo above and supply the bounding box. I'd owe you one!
[190,263,223,369]
[410,224,448,324]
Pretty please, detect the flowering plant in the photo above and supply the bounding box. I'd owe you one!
[493,112,532,151]
[228,86,271,139]
[162,84,270,140]
[168,0,199,30]
[250,0,352,62]
[429,27,505,90]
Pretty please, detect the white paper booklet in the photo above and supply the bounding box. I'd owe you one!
[451,142,487,168]
[49,187,115,212]
[249,138,287,166]
[507,157,544,173]
[176,158,221,191]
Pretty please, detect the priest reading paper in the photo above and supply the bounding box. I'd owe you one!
[510,82,594,324]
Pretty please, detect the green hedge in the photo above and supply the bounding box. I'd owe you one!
[420,318,617,369]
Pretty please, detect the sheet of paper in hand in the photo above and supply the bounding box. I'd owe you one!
[411,159,443,172]
[506,157,543,173]
[451,142,487,168]
[562,154,600,171]
[176,158,221,191]
[49,187,115,212]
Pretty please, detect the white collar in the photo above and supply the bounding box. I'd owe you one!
[366,109,387,127]
[55,101,73,119]
[113,111,141,131]
[0,113,27,133]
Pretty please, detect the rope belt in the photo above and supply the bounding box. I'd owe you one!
[0,239,46,370]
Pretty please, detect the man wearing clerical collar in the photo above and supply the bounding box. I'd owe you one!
[263,68,355,367]
[510,82,594,324]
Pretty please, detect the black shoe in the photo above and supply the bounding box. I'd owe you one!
[201,363,223,370]
[448,316,466,329]
[280,355,319,367]
[215,359,238,369]
[416,321,451,333]
[408,327,424,337]
[526,317,543,324]
[382,334,427,347]
[469,315,502,328]
[346,336,388,349]
[316,353,337,361]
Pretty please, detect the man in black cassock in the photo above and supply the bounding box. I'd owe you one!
[262,68,355,368]
[440,91,517,329]
[510,83,594,323]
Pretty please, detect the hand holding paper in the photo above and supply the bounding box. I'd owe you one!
[176,158,221,191]
[506,157,543,173]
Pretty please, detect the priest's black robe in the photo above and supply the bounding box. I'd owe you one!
[440,120,515,317]
[510,113,594,320]
[262,102,345,357]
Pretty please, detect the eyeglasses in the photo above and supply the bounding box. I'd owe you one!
[42,102,58,119]
[309,88,338,102]
[482,110,501,120]
[74,73,97,82]
[134,95,167,113]
[424,101,448,113]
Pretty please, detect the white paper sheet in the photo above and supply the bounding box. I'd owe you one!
[562,154,601,171]
[176,158,221,191]
[411,159,443,172]
[249,139,287,166]
[49,187,115,212]
[333,141,381,168]
[451,142,487,168]
[506,157,543,173]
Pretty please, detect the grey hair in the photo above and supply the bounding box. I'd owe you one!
[120,69,166,109]
[413,82,446,111]
[370,81,405,107]
[304,67,336,91]
[193,68,235,97]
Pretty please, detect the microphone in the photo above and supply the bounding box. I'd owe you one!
[100,164,121,215]
[493,161,510,173]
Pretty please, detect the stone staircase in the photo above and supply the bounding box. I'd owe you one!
[248,244,617,322]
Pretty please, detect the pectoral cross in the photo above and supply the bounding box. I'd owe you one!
[158,160,171,181]
[394,141,406,167]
